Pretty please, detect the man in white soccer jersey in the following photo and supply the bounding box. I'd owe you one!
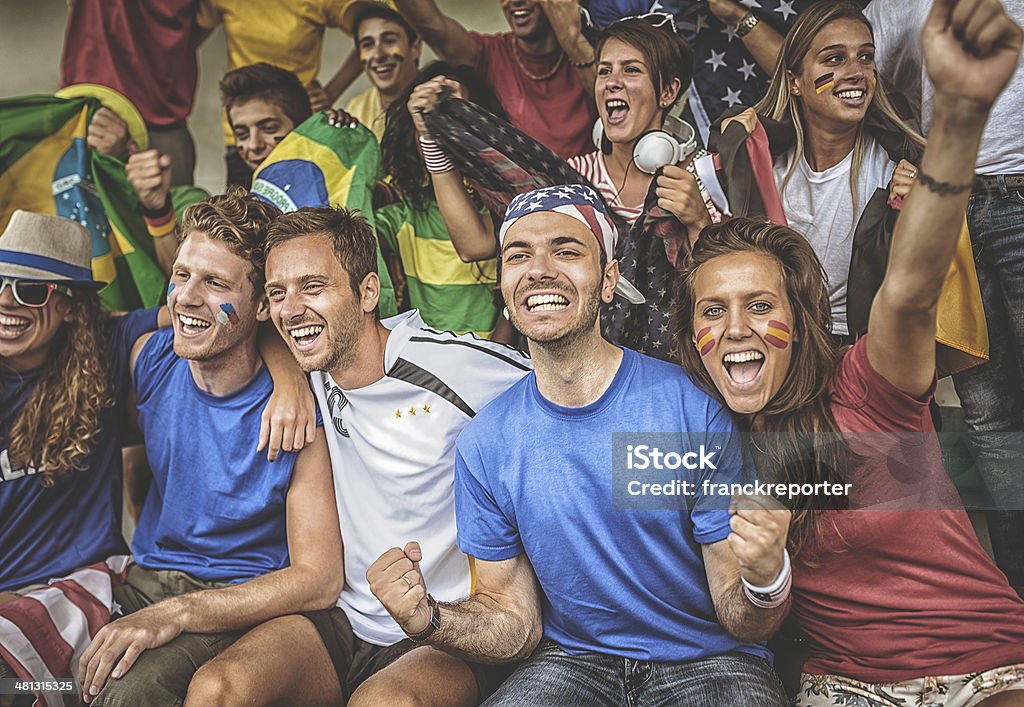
[254,205,530,705]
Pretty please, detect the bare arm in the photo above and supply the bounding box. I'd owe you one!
[257,321,317,460]
[867,0,1022,397]
[707,0,785,74]
[701,495,791,644]
[81,435,342,701]
[410,78,498,261]
[538,0,595,97]
[125,150,178,276]
[393,0,478,66]
[323,47,364,106]
[369,544,543,663]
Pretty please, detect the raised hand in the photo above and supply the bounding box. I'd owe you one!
[728,493,792,586]
[656,165,713,232]
[87,107,138,157]
[366,541,432,635]
[125,150,172,211]
[307,80,333,112]
[921,0,1023,107]
[407,77,465,137]
[323,108,360,129]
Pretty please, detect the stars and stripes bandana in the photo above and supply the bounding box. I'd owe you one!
[499,184,646,305]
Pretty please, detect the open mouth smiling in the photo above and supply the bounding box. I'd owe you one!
[288,324,324,349]
[605,98,630,126]
[177,313,211,335]
[0,312,31,340]
[722,349,765,385]
[525,293,570,312]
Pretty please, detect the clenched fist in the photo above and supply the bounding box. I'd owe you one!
[125,150,172,211]
[366,541,432,636]
[728,493,792,587]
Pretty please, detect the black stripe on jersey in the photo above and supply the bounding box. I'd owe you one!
[388,357,475,417]
[408,336,531,372]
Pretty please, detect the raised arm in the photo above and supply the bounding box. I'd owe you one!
[125,150,178,275]
[410,78,498,262]
[537,0,596,97]
[368,543,543,663]
[80,434,342,701]
[867,0,1022,397]
[393,0,479,66]
[707,0,785,74]
[317,47,364,110]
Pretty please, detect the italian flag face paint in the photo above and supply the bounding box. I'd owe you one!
[764,320,791,349]
[814,72,836,94]
[696,326,716,356]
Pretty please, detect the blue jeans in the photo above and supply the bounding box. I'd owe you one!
[483,641,788,707]
[953,176,1024,588]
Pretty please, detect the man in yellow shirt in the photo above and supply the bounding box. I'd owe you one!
[344,4,422,143]
[199,0,363,185]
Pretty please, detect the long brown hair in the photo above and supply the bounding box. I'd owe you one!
[675,218,847,553]
[753,1,925,206]
[5,292,114,486]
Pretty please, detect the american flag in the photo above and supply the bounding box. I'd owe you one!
[583,0,871,140]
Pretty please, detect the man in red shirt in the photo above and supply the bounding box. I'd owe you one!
[393,0,598,159]
[60,0,206,186]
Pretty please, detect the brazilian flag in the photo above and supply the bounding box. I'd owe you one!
[0,95,166,311]
[252,114,397,318]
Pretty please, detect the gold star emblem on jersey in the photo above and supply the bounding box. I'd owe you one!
[408,407,417,416]
[422,404,431,414]
[394,409,402,418]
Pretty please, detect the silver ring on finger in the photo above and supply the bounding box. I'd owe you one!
[401,574,413,590]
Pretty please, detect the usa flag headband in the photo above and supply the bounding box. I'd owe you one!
[498,185,646,304]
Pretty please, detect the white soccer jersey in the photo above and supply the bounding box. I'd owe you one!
[311,310,532,646]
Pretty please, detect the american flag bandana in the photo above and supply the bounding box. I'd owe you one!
[499,185,646,305]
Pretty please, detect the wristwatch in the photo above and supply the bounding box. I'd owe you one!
[735,12,760,38]
[406,594,442,643]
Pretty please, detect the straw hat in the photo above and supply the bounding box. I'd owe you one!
[0,210,105,288]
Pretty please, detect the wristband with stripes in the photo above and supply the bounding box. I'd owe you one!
[143,196,176,239]
[418,136,456,174]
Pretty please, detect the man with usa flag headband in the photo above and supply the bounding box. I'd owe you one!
[370,184,793,705]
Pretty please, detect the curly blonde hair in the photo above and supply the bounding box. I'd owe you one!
[5,293,114,487]
[179,185,281,293]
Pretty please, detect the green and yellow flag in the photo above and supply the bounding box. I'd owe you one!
[0,95,165,310]
[252,114,397,317]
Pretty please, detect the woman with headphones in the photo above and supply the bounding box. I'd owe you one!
[568,14,714,239]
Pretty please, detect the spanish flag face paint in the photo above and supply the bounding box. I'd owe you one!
[814,72,836,94]
[764,320,791,349]
[696,326,715,356]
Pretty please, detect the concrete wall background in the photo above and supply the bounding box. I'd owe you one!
[1,0,506,194]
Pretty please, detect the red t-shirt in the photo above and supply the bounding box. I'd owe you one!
[471,32,596,160]
[60,0,201,126]
[794,337,1024,683]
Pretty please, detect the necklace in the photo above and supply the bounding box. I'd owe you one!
[511,39,564,81]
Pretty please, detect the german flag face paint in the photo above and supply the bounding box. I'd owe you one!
[696,326,716,356]
[814,72,836,94]
[764,320,791,349]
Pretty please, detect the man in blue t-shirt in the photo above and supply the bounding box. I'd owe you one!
[370,185,792,705]
[78,189,343,707]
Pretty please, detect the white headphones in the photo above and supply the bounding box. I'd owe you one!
[592,115,698,174]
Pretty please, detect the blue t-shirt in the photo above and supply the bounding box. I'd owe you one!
[131,328,302,583]
[0,308,159,591]
[454,347,768,662]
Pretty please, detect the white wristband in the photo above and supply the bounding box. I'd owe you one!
[418,136,456,174]
[741,550,791,609]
